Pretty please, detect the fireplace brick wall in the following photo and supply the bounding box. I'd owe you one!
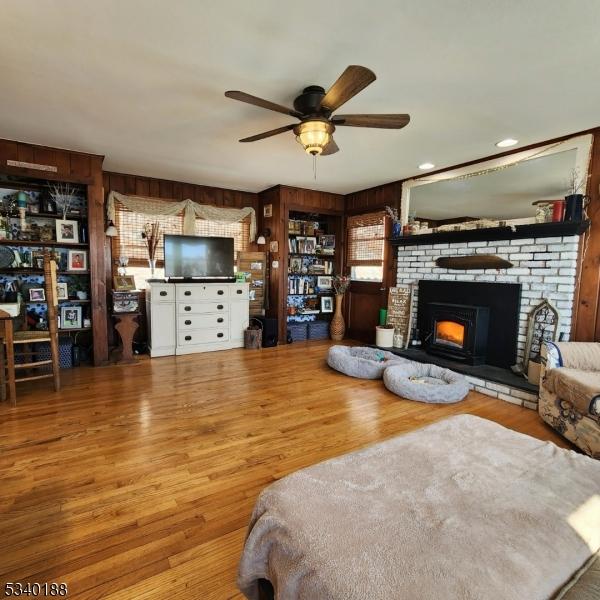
[396,235,580,365]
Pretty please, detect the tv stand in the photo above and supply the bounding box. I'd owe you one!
[165,277,237,284]
[146,281,249,356]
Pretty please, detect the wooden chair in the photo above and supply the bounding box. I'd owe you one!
[1,251,61,405]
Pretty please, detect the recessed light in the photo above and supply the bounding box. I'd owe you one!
[418,162,435,170]
[496,138,518,148]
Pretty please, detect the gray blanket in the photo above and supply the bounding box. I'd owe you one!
[238,415,600,600]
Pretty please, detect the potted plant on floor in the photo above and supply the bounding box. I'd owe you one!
[330,275,350,341]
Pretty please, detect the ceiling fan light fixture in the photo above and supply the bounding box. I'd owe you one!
[294,120,335,155]
[418,162,435,170]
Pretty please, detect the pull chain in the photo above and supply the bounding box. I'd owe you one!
[313,154,317,180]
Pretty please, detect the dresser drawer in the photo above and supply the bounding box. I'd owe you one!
[178,313,228,330]
[177,328,229,346]
[230,285,249,300]
[177,302,229,315]
[150,284,175,302]
[176,285,229,301]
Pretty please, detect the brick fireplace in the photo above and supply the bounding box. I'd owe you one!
[394,231,582,408]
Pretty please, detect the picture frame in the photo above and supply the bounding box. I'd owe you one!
[68,250,87,271]
[60,305,82,329]
[289,257,302,274]
[296,236,317,254]
[29,288,45,302]
[56,282,68,300]
[320,234,335,249]
[55,219,79,244]
[321,296,334,313]
[263,204,273,217]
[113,275,136,291]
[317,276,333,290]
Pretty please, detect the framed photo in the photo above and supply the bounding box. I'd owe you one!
[269,240,278,253]
[320,234,335,249]
[289,257,302,274]
[60,306,82,329]
[55,219,79,244]
[113,275,136,291]
[68,250,87,271]
[56,282,68,300]
[317,276,332,290]
[29,288,45,302]
[263,204,273,217]
[321,296,334,313]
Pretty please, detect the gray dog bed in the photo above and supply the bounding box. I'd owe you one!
[327,345,408,379]
[383,362,470,403]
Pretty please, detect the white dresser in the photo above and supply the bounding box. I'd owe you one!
[146,281,250,356]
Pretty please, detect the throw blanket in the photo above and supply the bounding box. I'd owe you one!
[555,342,600,372]
[545,368,600,420]
[238,415,600,600]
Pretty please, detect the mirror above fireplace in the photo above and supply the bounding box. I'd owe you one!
[401,134,593,229]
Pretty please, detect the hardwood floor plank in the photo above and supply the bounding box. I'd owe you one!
[0,341,568,598]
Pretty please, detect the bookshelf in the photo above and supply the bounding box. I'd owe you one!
[0,174,93,364]
[286,212,339,333]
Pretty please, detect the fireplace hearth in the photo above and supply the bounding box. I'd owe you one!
[426,302,490,365]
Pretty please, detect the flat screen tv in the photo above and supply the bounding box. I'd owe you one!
[164,234,235,279]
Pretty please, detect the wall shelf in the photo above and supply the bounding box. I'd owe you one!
[390,220,590,247]
[0,269,89,275]
[0,239,88,249]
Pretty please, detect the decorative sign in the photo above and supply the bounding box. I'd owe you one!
[386,285,414,349]
[522,298,560,373]
[7,160,58,173]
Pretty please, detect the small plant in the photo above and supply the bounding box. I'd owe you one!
[332,274,350,295]
[385,205,400,223]
[567,167,588,197]
[50,182,77,219]
[141,222,161,261]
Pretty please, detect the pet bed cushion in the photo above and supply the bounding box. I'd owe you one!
[327,345,408,379]
[383,361,469,403]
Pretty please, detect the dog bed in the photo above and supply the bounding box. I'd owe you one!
[383,361,469,403]
[327,345,408,379]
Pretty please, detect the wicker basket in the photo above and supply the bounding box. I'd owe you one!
[244,318,263,349]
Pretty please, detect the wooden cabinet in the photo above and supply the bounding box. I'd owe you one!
[146,282,249,356]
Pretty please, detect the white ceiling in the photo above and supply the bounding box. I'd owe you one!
[1,1,599,194]
[411,149,577,220]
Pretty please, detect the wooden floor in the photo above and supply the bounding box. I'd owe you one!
[0,341,568,599]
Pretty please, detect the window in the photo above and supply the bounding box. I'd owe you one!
[347,211,386,282]
[111,203,250,288]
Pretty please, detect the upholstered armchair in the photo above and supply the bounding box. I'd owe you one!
[539,341,600,458]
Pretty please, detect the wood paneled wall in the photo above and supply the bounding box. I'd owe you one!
[0,138,109,366]
[574,131,600,340]
[345,181,402,215]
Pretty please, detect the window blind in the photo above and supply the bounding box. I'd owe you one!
[111,203,251,267]
[347,211,386,266]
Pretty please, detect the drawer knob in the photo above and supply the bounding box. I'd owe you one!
[159,291,167,297]
[218,290,224,295]
[217,304,224,310]
[237,289,243,294]
[185,335,192,341]
[217,317,224,323]
[185,320,192,325]
[184,290,191,296]
[217,332,224,338]
[185,306,191,312]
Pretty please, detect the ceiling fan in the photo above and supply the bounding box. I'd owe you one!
[225,65,410,156]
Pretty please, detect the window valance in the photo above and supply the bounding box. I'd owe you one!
[106,191,257,242]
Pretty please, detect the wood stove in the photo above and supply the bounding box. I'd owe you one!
[426,302,490,365]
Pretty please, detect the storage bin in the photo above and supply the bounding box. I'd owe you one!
[308,320,329,340]
[33,336,73,370]
[287,322,308,342]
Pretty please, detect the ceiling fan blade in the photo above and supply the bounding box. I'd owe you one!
[320,66,376,112]
[239,124,296,143]
[321,138,339,156]
[225,91,302,118]
[332,114,410,128]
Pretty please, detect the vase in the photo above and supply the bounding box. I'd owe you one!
[148,258,156,276]
[392,221,402,238]
[330,294,345,341]
[564,194,587,222]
